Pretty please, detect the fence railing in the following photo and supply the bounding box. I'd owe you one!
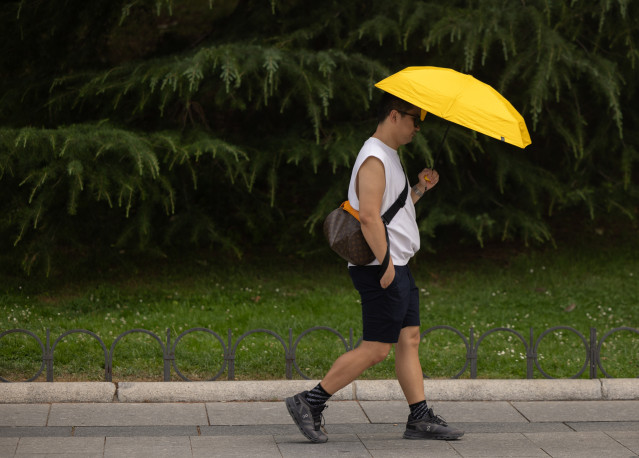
[1,325,638,382]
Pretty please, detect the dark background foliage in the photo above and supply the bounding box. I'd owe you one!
[1,0,637,275]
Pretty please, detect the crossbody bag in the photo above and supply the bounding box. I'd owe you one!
[323,179,409,279]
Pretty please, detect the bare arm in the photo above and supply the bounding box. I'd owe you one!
[357,157,395,288]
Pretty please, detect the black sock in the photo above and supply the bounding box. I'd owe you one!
[305,383,331,407]
[409,400,429,420]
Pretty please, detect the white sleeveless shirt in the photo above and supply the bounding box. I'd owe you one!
[348,137,420,266]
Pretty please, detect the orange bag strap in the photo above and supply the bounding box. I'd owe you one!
[340,201,360,222]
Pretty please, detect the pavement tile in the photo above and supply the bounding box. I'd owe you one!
[524,431,636,458]
[275,433,361,444]
[0,437,19,457]
[448,432,548,457]
[359,400,528,424]
[568,421,639,431]
[205,400,368,426]
[324,401,371,424]
[15,437,104,457]
[606,431,639,454]
[74,425,198,437]
[191,435,281,457]
[325,423,404,435]
[433,402,530,423]
[206,401,292,425]
[356,400,412,424]
[0,405,49,427]
[0,427,71,437]
[277,438,371,458]
[104,436,191,458]
[369,449,460,458]
[513,400,639,422]
[199,424,299,436]
[200,423,402,437]
[456,421,572,433]
[363,434,459,458]
[48,403,207,426]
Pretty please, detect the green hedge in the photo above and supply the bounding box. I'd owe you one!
[1,0,637,274]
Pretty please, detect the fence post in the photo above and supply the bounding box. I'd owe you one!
[164,329,174,382]
[285,329,293,380]
[526,328,535,379]
[589,328,598,379]
[226,329,235,380]
[469,328,477,379]
[105,353,112,382]
[45,329,53,382]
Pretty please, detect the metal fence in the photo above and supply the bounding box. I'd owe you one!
[1,325,638,382]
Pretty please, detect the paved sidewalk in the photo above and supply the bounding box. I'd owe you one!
[1,399,638,457]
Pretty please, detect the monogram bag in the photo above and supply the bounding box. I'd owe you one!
[323,180,409,276]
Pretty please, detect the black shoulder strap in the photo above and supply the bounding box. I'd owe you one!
[381,179,409,225]
[378,178,410,279]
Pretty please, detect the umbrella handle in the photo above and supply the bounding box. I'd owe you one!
[433,124,450,167]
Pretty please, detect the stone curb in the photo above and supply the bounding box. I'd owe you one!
[1,379,637,403]
[0,382,115,403]
[117,381,355,403]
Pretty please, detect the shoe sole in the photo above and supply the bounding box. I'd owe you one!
[403,430,464,440]
[285,397,328,443]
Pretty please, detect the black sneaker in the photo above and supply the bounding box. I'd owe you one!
[403,408,464,440]
[285,391,328,443]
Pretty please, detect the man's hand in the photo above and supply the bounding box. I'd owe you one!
[380,261,395,289]
[418,168,439,191]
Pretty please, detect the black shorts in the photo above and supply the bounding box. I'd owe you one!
[348,265,420,344]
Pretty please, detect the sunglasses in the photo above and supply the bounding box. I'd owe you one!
[397,110,421,127]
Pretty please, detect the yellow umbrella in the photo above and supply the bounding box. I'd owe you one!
[375,66,531,149]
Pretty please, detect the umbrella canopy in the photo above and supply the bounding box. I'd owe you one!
[375,66,531,149]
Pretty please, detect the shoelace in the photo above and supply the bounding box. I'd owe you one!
[311,404,327,431]
[425,407,448,426]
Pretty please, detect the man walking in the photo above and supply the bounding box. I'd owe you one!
[285,93,464,443]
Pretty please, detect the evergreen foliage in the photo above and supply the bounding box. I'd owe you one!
[1,0,637,274]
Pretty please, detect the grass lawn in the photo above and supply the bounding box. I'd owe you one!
[1,224,638,382]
